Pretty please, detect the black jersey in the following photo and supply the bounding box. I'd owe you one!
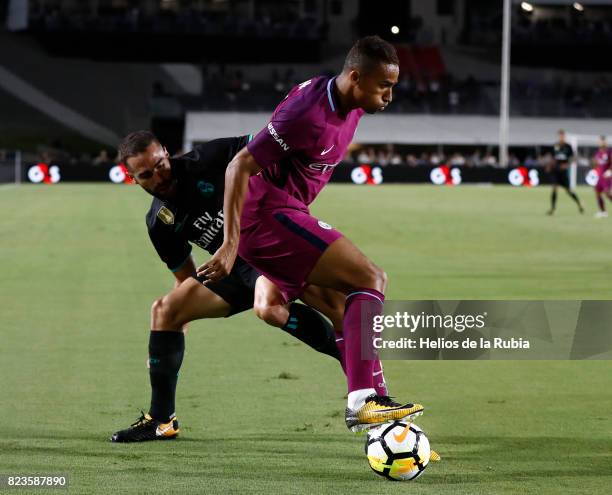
[146,135,249,271]
[553,142,573,167]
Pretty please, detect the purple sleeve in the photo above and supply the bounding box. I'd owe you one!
[247,108,321,169]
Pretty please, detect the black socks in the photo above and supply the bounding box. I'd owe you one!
[146,306,338,422]
[552,188,583,212]
[568,191,582,210]
[282,303,340,361]
[148,331,185,422]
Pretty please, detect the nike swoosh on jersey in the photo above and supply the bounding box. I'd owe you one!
[320,145,335,155]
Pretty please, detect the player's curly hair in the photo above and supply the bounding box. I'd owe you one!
[118,130,160,167]
[343,35,399,74]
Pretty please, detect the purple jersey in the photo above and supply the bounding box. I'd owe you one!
[246,76,364,207]
[595,148,612,174]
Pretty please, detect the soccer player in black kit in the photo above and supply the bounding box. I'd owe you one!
[110,131,363,442]
[547,129,584,215]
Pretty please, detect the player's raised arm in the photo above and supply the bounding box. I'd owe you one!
[196,147,261,282]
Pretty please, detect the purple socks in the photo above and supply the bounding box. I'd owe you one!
[343,288,385,393]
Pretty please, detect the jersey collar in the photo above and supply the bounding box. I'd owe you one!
[326,77,337,113]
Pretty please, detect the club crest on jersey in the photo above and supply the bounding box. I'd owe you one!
[197,181,215,198]
[157,206,175,225]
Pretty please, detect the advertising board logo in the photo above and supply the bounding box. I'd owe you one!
[430,166,461,186]
[508,167,539,187]
[109,164,134,184]
[351,165,383,185]
[27,163,61,184]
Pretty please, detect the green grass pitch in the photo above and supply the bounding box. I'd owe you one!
[1,183,611,494]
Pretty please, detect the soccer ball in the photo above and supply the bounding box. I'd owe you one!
[365,421,430,481]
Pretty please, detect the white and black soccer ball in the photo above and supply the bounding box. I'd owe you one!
[365,421,430,481]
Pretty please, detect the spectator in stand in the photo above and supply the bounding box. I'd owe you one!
[356,148,369,163]
[430,152,444,165]
[450,152,466,166]
[390,153,403,165]
[483,153,498,167]
[524,155,538,168]
[93,149,112,166]
[405,154,418,167]
[467,150,483,167]
[377,149,390,166]
[417,152,430,166]
[360,147,376,164]
[508,154,521,168]
[538,152,554,168]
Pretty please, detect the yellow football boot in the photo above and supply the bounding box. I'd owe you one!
[345,394,424,432]
[111,412,179,442]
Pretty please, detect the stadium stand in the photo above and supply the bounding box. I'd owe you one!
[3,0,612,165]
[0,31,182,151]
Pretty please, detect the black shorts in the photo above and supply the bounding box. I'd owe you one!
[195,256,261,317]
[551,167,570,188]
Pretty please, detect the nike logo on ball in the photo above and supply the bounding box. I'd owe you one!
[321,145,334,155]
[393,424,410,443]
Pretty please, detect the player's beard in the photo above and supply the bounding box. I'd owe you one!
[147,179,178,200]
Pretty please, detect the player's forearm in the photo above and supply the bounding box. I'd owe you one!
[223,151,259,247]
[222,162,248,248]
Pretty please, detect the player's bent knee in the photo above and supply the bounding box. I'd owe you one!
[150,298,164,321]
[151,295,183,330]
[253,303,286,328]
[361,262,388,293]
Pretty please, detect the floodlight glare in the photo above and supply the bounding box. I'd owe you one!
[521,2,534,12]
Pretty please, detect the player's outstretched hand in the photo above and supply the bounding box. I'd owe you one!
[196,242,237,283]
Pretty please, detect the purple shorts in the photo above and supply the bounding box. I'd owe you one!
[239,181,342,303]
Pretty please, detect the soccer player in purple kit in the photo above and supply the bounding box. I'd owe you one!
[592,135,612,218]
[198,36,424,432]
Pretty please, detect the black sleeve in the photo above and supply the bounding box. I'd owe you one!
[183,136,249,177]
[147,212,193,272]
